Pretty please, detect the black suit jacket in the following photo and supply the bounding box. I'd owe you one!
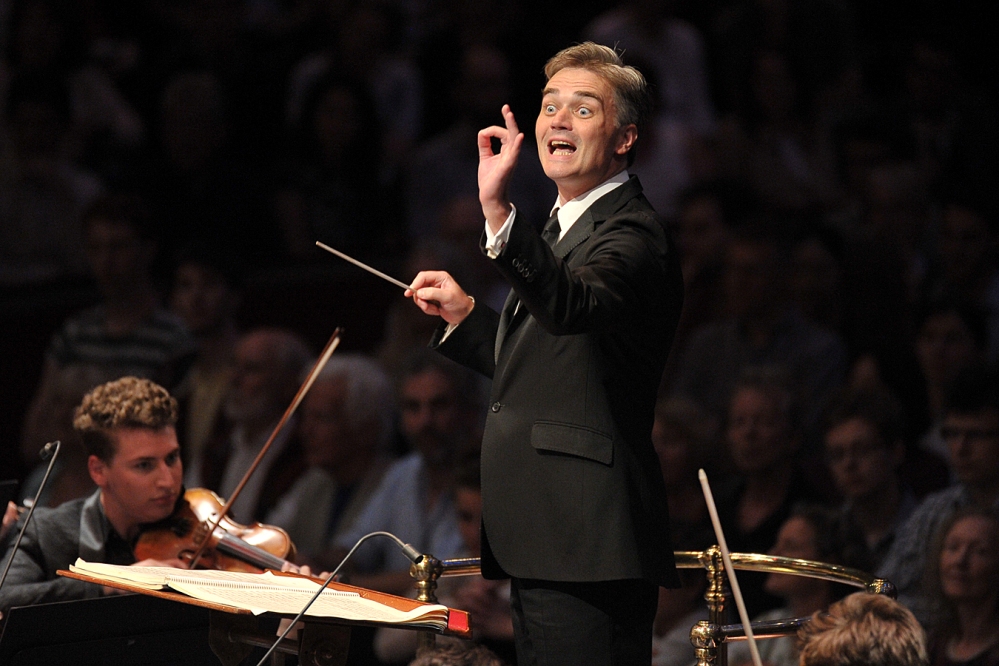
[433,175,683,587]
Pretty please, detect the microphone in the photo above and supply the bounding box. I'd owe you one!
[254,531,425,666]
[39,441,58,461]
[0,441,62,593]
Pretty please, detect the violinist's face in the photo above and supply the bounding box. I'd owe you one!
[89,427,183,539]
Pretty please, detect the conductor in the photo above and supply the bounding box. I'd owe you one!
[407,42,684,664]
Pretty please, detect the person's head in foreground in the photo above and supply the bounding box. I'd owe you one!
[74,376,182,539]
[409,641,506,666]
[797,592,928,666]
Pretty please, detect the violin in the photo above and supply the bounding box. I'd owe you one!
[134,488,297,573]
[138,330,342,574]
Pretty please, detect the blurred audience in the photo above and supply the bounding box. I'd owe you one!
[880,368,999,624]
[714,372,834,617]
[728,504,858,666]
[672,224,848,444]
[186,327,312,524]
[919,195,999,367]
[375,454,514,665]
[652,394,719,548]
[0,73,102,284]
[404,42,553,241]
[273,71,397,259]
[19,191,195,469]
[821,386,918,572]
[265,353,395,570]
[333,349,481,596]
[169,244,243,476]
[913,301,988,468]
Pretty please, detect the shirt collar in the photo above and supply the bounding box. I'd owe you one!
[550,170,629,240]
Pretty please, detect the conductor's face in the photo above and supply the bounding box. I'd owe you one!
[536,67,636,201]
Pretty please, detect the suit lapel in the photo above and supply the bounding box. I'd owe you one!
[495,288,519,363]
[494,176,645,363]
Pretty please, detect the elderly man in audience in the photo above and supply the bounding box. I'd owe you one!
[332,350,480,595]
[264,353,396,569]
[186,327,312,524]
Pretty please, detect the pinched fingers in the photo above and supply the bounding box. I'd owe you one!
[478,125,508,159]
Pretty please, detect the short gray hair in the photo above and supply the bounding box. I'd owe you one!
[313,353,395,450]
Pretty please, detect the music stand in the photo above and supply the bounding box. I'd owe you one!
[0,593,218,665]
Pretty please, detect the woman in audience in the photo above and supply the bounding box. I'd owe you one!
[728,504,856,666]
[924,507,999,666]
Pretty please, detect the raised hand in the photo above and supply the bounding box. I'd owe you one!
[406,271,474,325]
[477,104,524,231]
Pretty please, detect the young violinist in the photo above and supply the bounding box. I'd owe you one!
[0,376,188,617]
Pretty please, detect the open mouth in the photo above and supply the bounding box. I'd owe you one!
[548,139,576,155]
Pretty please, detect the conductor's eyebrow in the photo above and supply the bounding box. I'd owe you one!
[541,87,604,104]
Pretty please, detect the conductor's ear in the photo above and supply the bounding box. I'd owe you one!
[615,124,638,157]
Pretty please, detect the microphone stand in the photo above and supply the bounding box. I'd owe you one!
[254,531,423,666]
[0,441,61,592]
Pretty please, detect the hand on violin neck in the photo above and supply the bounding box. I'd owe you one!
[280,561,334,581]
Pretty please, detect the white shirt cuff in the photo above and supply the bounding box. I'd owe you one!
[483,205,517,259]
[439,296,474,343]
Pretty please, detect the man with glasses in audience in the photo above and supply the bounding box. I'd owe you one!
[878,367,999,623]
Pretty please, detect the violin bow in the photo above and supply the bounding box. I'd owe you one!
[187,328,343,570]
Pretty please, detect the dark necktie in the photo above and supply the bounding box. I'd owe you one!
[542,210,561,248]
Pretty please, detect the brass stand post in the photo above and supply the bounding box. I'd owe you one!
[411,554,444,651]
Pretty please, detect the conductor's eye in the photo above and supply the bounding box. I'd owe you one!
[544,104,556,114]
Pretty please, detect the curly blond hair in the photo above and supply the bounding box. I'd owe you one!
[798,593,927,666]
[73,376,178,461]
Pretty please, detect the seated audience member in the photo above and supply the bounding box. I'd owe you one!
[375,456,514,665]
[0,377,186,617]
[879,367,999,624]
[169,245,243,476]
[913,300,988,469]
[797,592,928,666]
[920,194,999,367]
[408,642,507,666]
[334,350,480,596]
[672,225,847,442]
[652,394,719,549]
[924,507,999,666]
[264,354,396,569]
[728,505,857,666]
[16,365,114,508]
[404,43,553,241]
[0,73,102,285]
[19,192,196,468]
[822,387,918,572]
[187,328,312,524]
[715,372,834,618]
[662,180,749,386]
